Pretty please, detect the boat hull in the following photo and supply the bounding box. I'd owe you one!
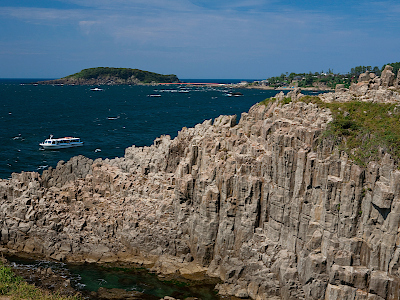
[39,142,83,150]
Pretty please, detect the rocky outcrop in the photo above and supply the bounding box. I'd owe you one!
[9,262,78,297]
[2,67,400,300]
[395,69,400,88]
[381,65,396,88]
[287,87,304,101]
[320,65,400,103]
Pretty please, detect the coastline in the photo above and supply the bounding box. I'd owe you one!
[155,82,334,92]
[240,84,333,91]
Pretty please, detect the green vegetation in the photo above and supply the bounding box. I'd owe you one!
[0,261,79,300]
[264,71,352,89]
[260,95,400,167]
[259,97,277,106]
[258,62,399,89]
[350,65,381,77]
[259,97,292,107]
[350,63,399,78]
[65,67,179,83]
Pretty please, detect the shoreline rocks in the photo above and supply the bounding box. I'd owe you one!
[1,256,79,298]
[1,66,400,300]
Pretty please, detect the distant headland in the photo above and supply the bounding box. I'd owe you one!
[33,67,180,85]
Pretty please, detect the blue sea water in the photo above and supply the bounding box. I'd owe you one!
[0,79,281,179]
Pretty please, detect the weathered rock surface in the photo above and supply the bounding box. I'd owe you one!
[2,66,400,300]
[381,65,396,88]
[320,65,400,103]
[94,287,144,300]
[395,69,400,88]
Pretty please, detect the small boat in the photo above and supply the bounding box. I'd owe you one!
[39,135,84,150]
[90,87,103,91]
[226,92,243,97]
[148,94,161,97]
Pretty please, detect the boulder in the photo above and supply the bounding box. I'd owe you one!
[359,71,371,82]
[335,84,347,92]
[381,65,395,87]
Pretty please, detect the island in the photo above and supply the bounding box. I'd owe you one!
[34,67,180,85]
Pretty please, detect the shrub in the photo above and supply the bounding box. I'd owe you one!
[0,261,80,300]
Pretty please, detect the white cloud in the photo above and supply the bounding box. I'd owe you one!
[61,0,198,12]
[188,0,276,10]
[0,7,85,23]
[0,2,360,50]
[79,20,102,34]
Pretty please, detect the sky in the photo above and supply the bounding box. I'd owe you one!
[0,0,399,79]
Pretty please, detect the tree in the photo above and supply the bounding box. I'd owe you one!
[372,66,380,75]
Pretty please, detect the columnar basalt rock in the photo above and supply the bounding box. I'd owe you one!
[1,72,400,300]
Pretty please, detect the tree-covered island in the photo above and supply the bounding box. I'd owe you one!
[35,67,180,85]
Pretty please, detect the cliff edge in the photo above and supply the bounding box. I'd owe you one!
[1,66,400,300]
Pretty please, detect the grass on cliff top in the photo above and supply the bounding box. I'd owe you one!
[0,261,79,300]
[260,95,400,167]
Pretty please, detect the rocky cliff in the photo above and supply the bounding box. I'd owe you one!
[1,68,400,300]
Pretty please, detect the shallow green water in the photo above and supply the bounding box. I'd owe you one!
[68,263,220,300]
[6,255,220,300]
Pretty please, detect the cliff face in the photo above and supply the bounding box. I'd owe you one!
[2,70,400,300]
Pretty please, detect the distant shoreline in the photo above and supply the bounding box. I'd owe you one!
[0,78,333,92]
[158,81,333,91]
[243,85,333,91]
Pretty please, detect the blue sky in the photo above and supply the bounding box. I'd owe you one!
[0,0,399,79]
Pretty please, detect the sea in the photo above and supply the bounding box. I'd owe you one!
[0,78,284,179]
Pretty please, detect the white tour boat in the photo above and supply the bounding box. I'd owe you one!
[40,135,84,150]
